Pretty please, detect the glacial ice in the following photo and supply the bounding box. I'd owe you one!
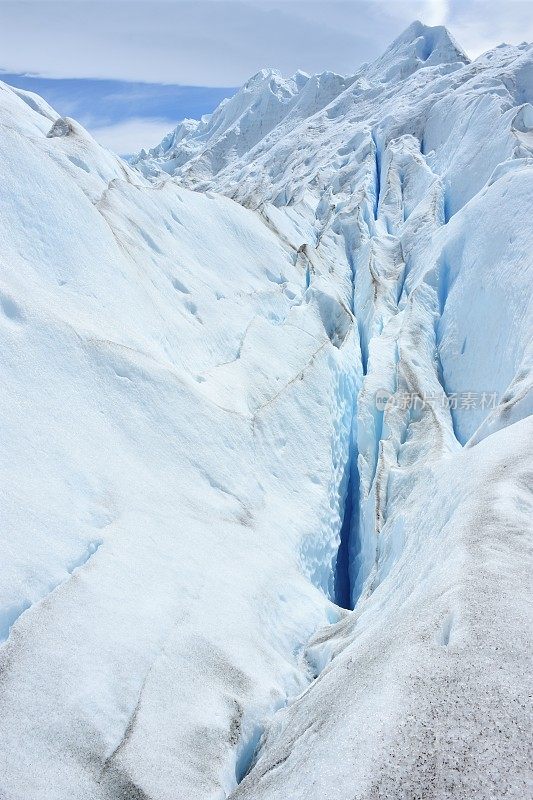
[0,20,531,800]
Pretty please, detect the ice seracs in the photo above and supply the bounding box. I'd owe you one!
[0,20,532,800]
[131,67,353,181]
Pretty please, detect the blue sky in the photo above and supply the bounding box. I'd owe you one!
[1,1,531,155]
[0,73,237,154]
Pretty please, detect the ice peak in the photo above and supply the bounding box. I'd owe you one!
[244,68,282,87]
[369,20,469,82]
[396,19,440,42]
[292,69,311,90]
[397,20,468,62]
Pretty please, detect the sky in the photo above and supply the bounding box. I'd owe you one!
[1,0,532,154]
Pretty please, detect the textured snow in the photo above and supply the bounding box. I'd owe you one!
[232,417,533,800]
[1,20,532,800]
[0,75,357,800]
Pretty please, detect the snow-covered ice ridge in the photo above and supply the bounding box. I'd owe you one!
[0,20,531,800]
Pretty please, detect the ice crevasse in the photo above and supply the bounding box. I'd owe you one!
[0,21,532,800]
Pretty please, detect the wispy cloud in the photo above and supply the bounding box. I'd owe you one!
[89,117,181,155]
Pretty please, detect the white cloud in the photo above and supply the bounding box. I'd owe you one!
[89,117,177,154]
[448,1,533,58]
[0,1,530,89]
[425,0,450,26]
[0,1,447,86]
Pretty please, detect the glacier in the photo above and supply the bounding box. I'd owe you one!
[0,21,532,800]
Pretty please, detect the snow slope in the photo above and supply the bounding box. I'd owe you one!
[0,79,358,800]
[1,20,532,800]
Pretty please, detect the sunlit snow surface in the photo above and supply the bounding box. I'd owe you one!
[0,21,532,800]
